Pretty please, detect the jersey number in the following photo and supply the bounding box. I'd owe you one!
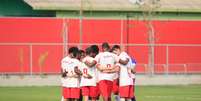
[83,68,88,74]
[107,64,111,68]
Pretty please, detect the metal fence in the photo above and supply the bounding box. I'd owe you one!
[0,43,201,75]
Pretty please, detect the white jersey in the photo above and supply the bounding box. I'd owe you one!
[80,56,97,87]
[95,52,119,81]
[61,57,81,88]
[119,52,134,86]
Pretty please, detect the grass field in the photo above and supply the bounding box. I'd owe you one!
[0,85,201,101]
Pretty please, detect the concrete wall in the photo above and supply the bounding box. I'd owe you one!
[0,74,201,86]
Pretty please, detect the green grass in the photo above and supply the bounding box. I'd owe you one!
[0,85,201,101]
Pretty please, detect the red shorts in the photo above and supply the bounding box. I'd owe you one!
[98,80,113,98]
[81,86,99,98]
[63,87,80,99]
[112,79,119,94]
[119,85,134,98]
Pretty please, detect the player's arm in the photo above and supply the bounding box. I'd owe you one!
[96,64,105,71]
[119,58,129,65]
[61,68,79,78]
[74,66,82,76]
[83,74,93,79]
[131,67,136,74]
[84,60,97,68]
[61,62,68,78]
[61,69,68,78]
[130,63,136,74]
[96,64,114,71]
[102,65,120,73]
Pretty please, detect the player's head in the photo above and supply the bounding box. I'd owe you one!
[111,45,121,55]
[85,47,93,56]
[77,49,85,60]
[90,45,99,57]
[68,46,79,58]
[102,42,110,52]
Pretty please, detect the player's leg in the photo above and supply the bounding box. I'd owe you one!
[81,86,90,101]
[131,79,136,101]
[70,88,81,101]
[119,86,130,101]
[113,79,120,101]
[70,98,78,101]
[99,80,113,101]
[79,90,83,101]
[63,87,71,101]
[126,85,134,101]
[90,86,100,101]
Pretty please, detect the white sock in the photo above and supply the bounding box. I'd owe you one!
[127,99,131,101]
[61,96,64,101]
[120,98,125,101]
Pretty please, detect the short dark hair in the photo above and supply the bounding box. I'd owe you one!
[85,47,92,55]
[102,42,110,50]
[68,47,79,57]
[111,45,120,52]
[91,45,99,55]
[78,49,85,55]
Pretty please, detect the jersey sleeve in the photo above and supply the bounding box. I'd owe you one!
[82,57,87,63]
[113,53,119,63]
[77,60,83,70]
[61,59,65,70]
[61,58,68,71]
[120,52,130,59]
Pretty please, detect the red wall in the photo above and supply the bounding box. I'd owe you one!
[0,17,201,73]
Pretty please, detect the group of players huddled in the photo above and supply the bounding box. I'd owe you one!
[61,42,136,101]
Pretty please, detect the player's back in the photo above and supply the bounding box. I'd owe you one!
[118,52,133,86]
[80,56,97,87]
[96,51,118,81]
[62,58,81,88]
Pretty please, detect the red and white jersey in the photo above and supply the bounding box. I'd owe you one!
[61,57,82,88]
[80,56,97,87]
[95,51,119,81]
[119,52,134,86]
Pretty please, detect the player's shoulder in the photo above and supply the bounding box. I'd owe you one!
[83,56,91,62]
[95,52,103,58]
[120,51,129,56]
[71,58,80,63]
[97,52,104,55]
[110,52,118,57]
[61,56,71,62]
[120,51,130,58]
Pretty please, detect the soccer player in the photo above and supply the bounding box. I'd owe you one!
[112,45,134,101]
[130,58,137,101]
[80,47,99,101]
[95,42,119,101]
[90,45,101,101]
[77,49,86,101]
[61,47,82,101]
